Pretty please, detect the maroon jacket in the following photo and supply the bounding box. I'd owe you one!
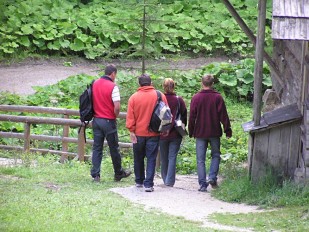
[188,89,232,138]
[160,93,187,140]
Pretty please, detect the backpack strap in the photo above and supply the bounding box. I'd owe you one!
[156,90,161,103]
[78,121,89,143]
[176,96,181,120]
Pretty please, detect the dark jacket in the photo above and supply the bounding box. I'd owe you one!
[160,93,187,140]
[188,89,232,138]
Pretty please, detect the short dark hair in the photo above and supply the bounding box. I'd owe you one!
[138,74,151,86]
[105,64,117,76]
[202,74,214,87]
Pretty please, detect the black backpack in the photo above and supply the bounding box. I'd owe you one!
[78,80,95,141]
[149,90,173,133]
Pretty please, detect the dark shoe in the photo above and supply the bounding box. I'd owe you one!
[145,187,154,192]
[165,183,173,187]
[207,179,218,188]
[114,169,132,181]
[198,186,207,192]
[93,176,100,183]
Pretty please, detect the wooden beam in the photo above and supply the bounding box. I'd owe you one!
[253,0,267,126]
[60,114,70,163]
[221,0,284,88]
[24,123,31,153]
[0,105,127,119]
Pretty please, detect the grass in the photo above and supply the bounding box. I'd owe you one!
[1,153,309,232]
[210,162,309,231]
[0,153,211,232]
[210,206,309,232]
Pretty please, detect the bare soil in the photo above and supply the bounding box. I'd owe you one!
[0,57,261,231]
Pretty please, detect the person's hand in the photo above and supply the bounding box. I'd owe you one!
[130,132,137,143]
[161,131,169,136]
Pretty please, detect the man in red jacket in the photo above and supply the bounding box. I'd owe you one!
[126,74,168,192]
[90,64,131,182]
[189,74,232,192]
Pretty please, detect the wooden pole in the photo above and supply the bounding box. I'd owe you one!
[77,126,85,162]
[24,123,31,153]
[221,0,284,88]
[253,0,267,126]
[60,114,69,163]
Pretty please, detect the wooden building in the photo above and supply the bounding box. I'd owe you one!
[242,0,309,183]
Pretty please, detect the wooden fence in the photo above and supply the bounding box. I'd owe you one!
[0,105,132,162]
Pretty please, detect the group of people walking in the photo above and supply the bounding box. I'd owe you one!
[90,64,232,193]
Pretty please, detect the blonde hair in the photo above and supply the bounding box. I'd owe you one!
[163,78,175,94]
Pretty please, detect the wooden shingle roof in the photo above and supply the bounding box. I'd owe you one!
[272,0,309,40]
[242,103,302,132]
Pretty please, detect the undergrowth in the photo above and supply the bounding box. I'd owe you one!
[213,162,309,208]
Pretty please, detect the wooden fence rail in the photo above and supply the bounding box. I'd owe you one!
[0,105,132,162]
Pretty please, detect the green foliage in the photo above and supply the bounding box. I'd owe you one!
[0,0,271,60]
[201,59,272,100]
[213,163,309,208]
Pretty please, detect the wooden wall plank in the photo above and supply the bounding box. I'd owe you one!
[251,130,270,183]
[305,0,309,16]
[272,0,281,16]
[279,125,292,177]
[272,18,309,40]
[268,127,282,177]
[285,0,293,17]
[288,122,301,176]
[273,0,309,17]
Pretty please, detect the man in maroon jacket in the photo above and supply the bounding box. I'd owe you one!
[188,74,232,192]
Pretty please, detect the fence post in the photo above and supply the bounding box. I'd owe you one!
[60,114,69,163]
[77,126,85,161]
[24,123,31,153]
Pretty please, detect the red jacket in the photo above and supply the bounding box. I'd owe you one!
[188,89,232,138]
[93,76,117,119]
[126,86,168,137]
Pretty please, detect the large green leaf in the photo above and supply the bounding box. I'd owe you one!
[262,74,272,87]
[214,36,224,44]
[124,34,140,45]
[47,40,61,50]
[238,72,254,84]
[218,73,237,86]
[21,24,33,35]
[18,36,30,47]
[58,22,77,35]
[70,38,85,51]
[59,39,70,48]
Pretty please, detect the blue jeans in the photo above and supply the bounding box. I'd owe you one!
[91,118,123,178]
[133,136,160,188]
[196,137,221,187]
[159,138,182,186]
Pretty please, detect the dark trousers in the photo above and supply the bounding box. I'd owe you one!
[91,118,122,178]
[133,136,160,188]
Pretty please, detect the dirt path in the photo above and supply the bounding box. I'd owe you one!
[0,56,230,96]
[0,57,261,231]
[111,175,261,232]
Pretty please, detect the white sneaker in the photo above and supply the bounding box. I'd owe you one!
[145,187,154,192]
[135,183,143,188]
